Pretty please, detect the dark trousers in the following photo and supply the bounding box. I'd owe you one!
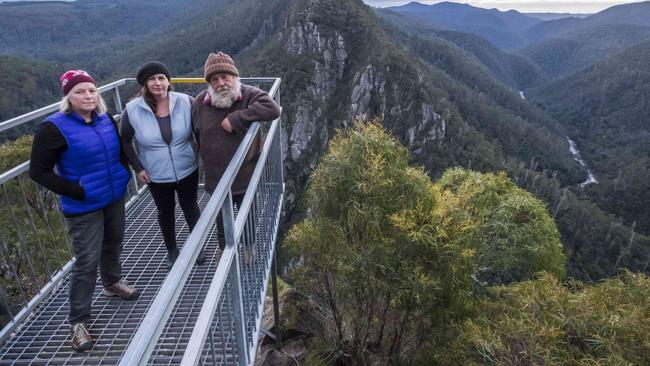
[148,169,201,251]
[66,198,125,324]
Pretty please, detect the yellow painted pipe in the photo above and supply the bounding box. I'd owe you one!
[170,78,206,84]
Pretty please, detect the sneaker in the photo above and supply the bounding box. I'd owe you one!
[102,279,139,300]
[70,322,93,352]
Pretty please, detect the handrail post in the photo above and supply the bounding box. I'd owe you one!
[223,191,250,365]
[113,86,123,113]
[271,255,282,349]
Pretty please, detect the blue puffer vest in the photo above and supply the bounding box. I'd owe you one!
[48,111,130,215]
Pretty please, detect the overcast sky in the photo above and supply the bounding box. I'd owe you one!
[362,0,640,13]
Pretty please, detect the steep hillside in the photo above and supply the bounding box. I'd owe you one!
[382,29,576,179]
[45,0,288,81]
[0,55,61,139]
[376,8,546,89]
[0,0,207,57]
[529,39,650,235]
[385,1,540,49]
[232,0,650,279]
[519,23,650,78]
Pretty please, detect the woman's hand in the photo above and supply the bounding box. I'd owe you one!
[137,170,151,183]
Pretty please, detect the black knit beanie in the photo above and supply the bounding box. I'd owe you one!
[136,61,171,85]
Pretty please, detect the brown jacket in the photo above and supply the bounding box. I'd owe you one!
[192,84,280,194]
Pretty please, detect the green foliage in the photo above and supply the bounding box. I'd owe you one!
[439,271,650,365]
[287,121,568,364]
[437,168,566,285]
[286,121,477,364]
[0,135,32,172]
[0,55,61,139]
[0,136,70,328]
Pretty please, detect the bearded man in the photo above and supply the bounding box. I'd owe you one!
[192,52,280,244]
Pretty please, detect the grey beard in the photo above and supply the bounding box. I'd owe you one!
[208,79,241,109]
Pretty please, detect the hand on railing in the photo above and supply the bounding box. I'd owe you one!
[137,170,151,184]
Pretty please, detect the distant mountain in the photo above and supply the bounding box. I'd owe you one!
[529,39,650,235]
[525,12,590,21]
[377,8,546,89]
[519,23,650,78]
[519,2,650,79]
[525,1,650,42]
[0,0,207,57]
[386,1,540,49]
[585,0,650,27]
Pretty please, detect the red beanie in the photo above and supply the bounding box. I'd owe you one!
[60,70,96,96]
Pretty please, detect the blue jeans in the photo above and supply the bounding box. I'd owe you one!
[66,199,125,324]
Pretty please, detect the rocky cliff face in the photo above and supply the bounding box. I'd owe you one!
[248,0,462,219]
[240,0,579,227]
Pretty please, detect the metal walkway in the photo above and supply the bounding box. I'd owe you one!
[0,189,219,365]
[0,78,284,365]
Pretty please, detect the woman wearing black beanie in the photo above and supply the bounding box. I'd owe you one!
[120,61,205,270]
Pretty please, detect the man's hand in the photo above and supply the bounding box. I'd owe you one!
[137,170,151,183]
[221,117,233,133]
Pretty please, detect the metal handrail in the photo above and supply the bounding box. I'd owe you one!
[0,78,133,134]
[180,113,284,366]
[118,76,282,365]
[118,123,262,365]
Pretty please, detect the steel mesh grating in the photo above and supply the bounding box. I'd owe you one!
[0,189,223,365]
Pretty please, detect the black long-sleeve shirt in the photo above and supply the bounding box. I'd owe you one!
[29,116,129,201]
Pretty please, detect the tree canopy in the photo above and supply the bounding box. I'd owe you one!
[286,121,567,364]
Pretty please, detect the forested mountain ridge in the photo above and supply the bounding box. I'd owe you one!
[0,0,209,57]
[519,22,650,78]
[376,8,547,89]
[0,55,61,131]
[1,0,648,281]
[529,39,650,236]
[385,1,540,49]
[381,1,650,81]
[232,0,649,280]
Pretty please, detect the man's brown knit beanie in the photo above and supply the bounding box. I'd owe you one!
[204,52,239,81]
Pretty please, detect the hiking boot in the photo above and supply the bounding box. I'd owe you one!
[167,247,180,271]
[70,322,93,352]
[102,279,139,300]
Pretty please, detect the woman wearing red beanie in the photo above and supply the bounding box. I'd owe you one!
[30,70,138,352]
[120,61,203,271]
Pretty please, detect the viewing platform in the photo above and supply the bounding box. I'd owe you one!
[0,78,284,365]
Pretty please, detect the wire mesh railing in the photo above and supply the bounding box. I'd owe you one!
[179,112,283,366]
[119,116,284,366]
